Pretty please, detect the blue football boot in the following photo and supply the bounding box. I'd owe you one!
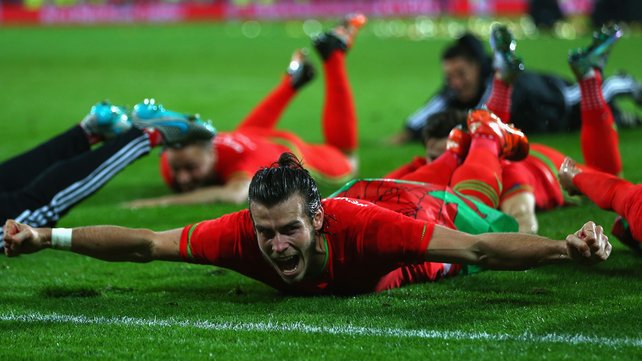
[80,101,131,140]
[489,23,524,83]
[131,98,216,148]
[569,24,623,78]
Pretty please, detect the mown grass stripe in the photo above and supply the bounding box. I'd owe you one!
[2,312,640,348]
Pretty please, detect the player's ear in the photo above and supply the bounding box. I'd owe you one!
[312,207,324,232]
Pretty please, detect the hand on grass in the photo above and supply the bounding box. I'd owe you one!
[565,221,611,264]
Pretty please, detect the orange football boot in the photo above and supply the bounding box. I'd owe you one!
[467,109,529,161]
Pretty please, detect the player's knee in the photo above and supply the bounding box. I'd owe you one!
[501,192,538,234]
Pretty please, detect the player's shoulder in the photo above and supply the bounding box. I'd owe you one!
[197,208,252,231]
[321,197,389,226]
[323,197,374,210]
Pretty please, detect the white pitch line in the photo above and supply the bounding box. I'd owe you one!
[2,312,641,348]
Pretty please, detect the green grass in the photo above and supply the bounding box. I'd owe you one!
[0,22,641,360]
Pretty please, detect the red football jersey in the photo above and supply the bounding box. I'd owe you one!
[179,197,435,295]
[160,128,353,188]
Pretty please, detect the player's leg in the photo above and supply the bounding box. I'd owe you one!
[486,24,524,123]
[450,109,528,209]
[560,157,631,214]
[0,127,151,228]
[314,13,366,155]
[399,125,470,185]
[562,72,642,108]
[0,126,90,193]
[235,50,315,131]
[0,101,130,193]
[568,25,622,175]
[0,101,216,247]
[559,157,642,251]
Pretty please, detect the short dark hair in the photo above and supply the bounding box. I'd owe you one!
[422,110,467,141]
[248,152,322,220]
[441,32,485,64]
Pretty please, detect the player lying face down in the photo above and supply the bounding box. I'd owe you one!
[3,153,611,295]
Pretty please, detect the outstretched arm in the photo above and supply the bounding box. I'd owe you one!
[124,178,251,208]
[426,221,611,270]
[3,219,182,262]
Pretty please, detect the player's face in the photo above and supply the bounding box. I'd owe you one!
[251,194,325,284]
[425,137,448,162]
[443,57,481,104]
[166,144,216,192]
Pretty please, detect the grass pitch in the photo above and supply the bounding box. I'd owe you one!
[0,22,641,360]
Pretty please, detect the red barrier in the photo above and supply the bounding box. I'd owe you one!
[0,0,589,25]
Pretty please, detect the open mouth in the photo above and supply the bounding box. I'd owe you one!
[274,255,300,276]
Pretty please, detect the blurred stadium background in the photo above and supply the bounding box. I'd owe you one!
[1,0,642,33]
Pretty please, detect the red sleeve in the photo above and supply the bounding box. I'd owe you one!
[179,210,257,266]
[325,198,435,264]
[383,156,427,179]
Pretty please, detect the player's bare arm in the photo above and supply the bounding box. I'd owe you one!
[124,177,251,208]
[3,219,182,262]
[426,221,611,269]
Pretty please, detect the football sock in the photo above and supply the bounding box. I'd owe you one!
[236,75,296,130]
[143,128,164,148]
[322,51,357,153]
[486,77,513,123]
[573,170,632,215]
[451,137,502,208]
[400,151,459,186]
[579,70,622,175]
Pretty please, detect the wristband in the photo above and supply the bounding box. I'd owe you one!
[51,228,73,250]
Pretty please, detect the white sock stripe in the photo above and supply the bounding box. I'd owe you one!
[52,135,150,208]
[563,84,581,105]
[4,135,150,232]
[567,75,635,105]
[51,137,151,213]
[407,97,446,129]
[25,135,149,223]
[20,136,150,227]
[1,312,639,348]
[602,76,635,101]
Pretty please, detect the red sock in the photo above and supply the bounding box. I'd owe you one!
[143,128,164,148]
[450,137,502,208]
[486,77,513,123]
[573,170,633,214]
[322,51,357,153]
[575,170,642,242]
[400,152,459,185]
[579,71,622,175]
[236,75,296,131]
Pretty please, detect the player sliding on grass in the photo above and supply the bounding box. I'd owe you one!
[0,14,365,249]
[125,13,367,208]
[386,24,625,234]
[3,151,611,295]
[0,100,216,250]
[390,23,642,144]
